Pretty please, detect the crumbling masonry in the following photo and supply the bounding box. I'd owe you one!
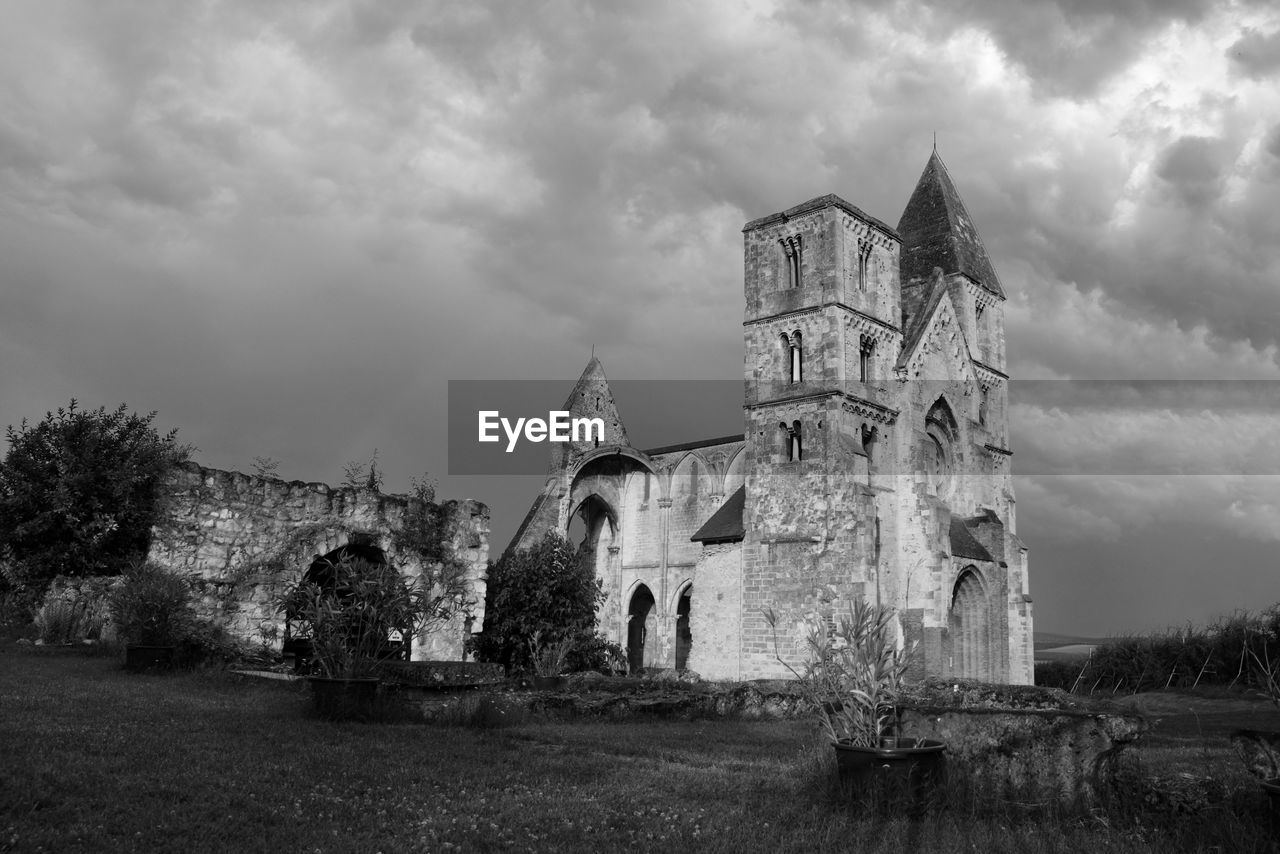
[147,461,489,659]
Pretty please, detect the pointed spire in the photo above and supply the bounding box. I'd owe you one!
[549,356,630,473]
[897,151,1004,297]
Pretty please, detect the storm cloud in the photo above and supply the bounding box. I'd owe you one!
[2,0,1279,635]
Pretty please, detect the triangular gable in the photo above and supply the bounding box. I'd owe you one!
[896,272,979,386]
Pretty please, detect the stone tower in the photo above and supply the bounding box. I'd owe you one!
[737,194,904,676]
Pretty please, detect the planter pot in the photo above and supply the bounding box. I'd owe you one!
[833,738,946,808]
[308,676,380,721]
[1261,778,1280,831]
[532,675,569,691]
[125,644,176,671]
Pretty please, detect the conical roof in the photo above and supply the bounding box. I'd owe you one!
[897,152,1004,297]
[557,356,629,448]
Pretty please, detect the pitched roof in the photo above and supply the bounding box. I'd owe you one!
[897,152,1004,298]
[643,434,744,457]
[690,485,746,544]
[949,515,994,562]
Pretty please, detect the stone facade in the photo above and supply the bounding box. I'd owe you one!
[147,461,489,659]
[510,152,1033,683]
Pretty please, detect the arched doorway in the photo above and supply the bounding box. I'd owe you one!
[627,584,656,674]
[949,568,989,679]
[675,585,692,670]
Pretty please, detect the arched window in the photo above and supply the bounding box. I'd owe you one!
[857,240,871,292]
[861,424,877,466]
[781,235,802,288]
[859,335,875,382]
[924,398,958,497]
[791,331,802,383]
[787,420,802,462]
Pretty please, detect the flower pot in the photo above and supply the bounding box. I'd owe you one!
[532,675,569,691]
[833,738,946,808]
[125,644,176,671]
[307,676,380,721]
[1261,778,1280,831]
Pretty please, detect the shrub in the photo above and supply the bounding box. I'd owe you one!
[175,617,245,668]
[1049,605,1280,695]
[765,599,915,747]
[275,555,466,679]
[33,576,118,644]
[0,400,189,592]
[469,532,607,673]
[108,562,195,646]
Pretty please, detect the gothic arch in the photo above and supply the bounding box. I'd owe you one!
[949,566,991,680]
[925,396,960,497]
[722,446,746,495]
[627,582,658,674]
[673,581,693,671]
[670,452,709,503]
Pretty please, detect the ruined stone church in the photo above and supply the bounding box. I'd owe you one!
[509,152,1033,684]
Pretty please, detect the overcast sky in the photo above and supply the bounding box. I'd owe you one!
[2,0,1279,637]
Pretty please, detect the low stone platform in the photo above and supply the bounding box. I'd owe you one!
[898,679,1147,806]
[372,660,506,688]
[391,675,1145,807]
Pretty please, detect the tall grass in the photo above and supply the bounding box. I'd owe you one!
[4,645,1280,852]
[1038,606,1280,695]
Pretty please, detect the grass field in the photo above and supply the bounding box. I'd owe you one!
[3,645,1279,853]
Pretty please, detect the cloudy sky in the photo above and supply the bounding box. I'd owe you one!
[2,0,1279,637]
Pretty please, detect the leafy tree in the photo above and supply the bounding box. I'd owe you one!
[470,532,608,672]
[0,400,189,592]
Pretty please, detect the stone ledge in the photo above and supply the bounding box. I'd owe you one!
[373,660,506,688]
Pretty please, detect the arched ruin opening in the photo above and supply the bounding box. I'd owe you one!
[675,584,693,671]
[627,584,656,674]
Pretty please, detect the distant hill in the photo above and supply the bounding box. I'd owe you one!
[1034,632,1113,649]
[1033,632,1115,664]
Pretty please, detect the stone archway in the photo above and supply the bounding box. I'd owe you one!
[949,567,989,679]
[284,540,410,667]
[627,584,656,674]
[675,584,692,671]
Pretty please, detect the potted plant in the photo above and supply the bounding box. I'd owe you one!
[108,561,194,670]
[1235,632,1280,812]
[275,554,467,720]
[529,631,573,690]
[765,599,945,803]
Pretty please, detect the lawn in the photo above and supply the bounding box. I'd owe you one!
[2,645,1277,853]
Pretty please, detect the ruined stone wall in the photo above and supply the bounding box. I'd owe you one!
[687,542,743,680]
[148,462,489,660]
